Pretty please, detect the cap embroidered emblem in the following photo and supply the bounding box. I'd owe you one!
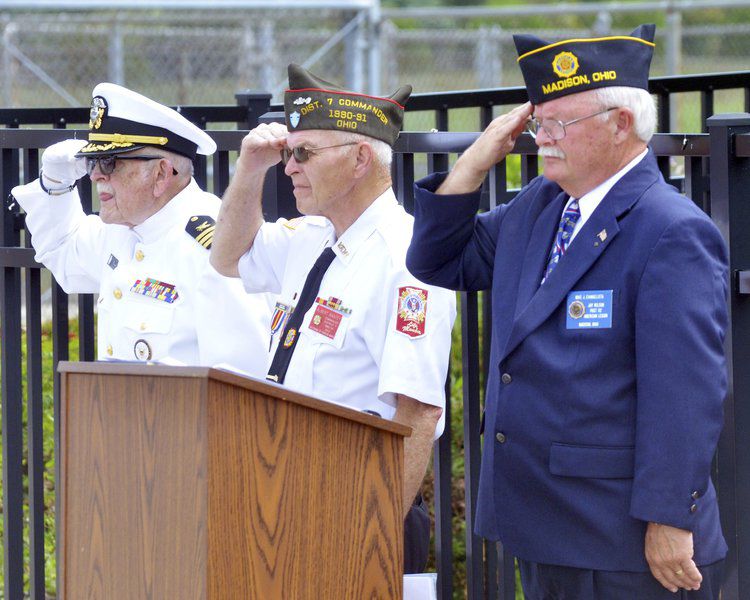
[553,51,579,79]
[89,96,107,130]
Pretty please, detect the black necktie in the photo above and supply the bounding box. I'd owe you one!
[266,246,336,384]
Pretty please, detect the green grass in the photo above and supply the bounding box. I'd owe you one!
[0,319,79,598]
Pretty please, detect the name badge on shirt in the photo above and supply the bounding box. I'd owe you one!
[307,296,351,339]
[566,290,613,329]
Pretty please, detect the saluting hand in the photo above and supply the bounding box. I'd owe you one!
[41,139,88,191]
[236,122,289,174]
[437,101,533,195]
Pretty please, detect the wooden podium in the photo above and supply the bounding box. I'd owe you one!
[58,362,409,599]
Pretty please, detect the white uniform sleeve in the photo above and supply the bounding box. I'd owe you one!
[237,219,298,294]
[12,179,107,293]
[377,274,457,438]
[195,256,275,378]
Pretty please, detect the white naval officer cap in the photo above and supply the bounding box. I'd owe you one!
[76,82,216,160]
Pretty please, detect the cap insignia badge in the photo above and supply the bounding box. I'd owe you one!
[552,51,580,79]
[89,96,108,130]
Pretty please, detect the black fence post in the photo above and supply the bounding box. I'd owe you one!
[707,113,750,600]
[234,91,273,130]
[461,290,485,600]
[257,111,298,222]
[1,146,24,600]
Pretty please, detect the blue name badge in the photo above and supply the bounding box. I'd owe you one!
[566,290,613,329]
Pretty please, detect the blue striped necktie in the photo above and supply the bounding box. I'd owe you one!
[542,198,580,284]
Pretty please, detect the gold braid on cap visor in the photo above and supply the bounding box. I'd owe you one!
[87,133,169,146]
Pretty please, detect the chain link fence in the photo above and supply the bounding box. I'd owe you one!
[1,5,749,109]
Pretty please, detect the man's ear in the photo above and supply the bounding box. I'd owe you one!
[352,142,374,179]
[152,157,175,197]
[613,107,635,144]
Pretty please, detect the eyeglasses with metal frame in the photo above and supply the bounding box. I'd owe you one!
[85,154,177,177]
[526,107,620,141]
[279,142,358,166]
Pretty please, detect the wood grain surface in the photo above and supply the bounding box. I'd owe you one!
[207,380,403,599]
[59,364,404,599]
[61,372,208,599]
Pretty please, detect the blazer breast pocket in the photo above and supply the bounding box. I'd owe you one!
[549,442,634,479]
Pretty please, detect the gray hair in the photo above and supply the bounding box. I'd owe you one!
[141,148,193,177]
[592,86,657,143]
[164,150,194,177]
[338,131,393,169]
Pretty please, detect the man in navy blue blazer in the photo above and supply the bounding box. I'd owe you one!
[406,24,728,599]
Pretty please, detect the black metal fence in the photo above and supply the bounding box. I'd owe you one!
[1,72,750,600]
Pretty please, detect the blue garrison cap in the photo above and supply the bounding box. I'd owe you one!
[513,24,656,105]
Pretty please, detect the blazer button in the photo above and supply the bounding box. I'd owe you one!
[691,490,701,500]
[689,504,698,514]
[501,373,512,384]
[495,432,506,444]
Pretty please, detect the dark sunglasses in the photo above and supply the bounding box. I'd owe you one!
[85,155,177,177]
[279,142,358,166]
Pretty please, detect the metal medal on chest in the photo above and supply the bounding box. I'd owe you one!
[133,339,152,361]
[283,328,297,348]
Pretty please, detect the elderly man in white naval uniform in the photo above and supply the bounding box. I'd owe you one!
[210,63,456,574]
[11,83,272,375]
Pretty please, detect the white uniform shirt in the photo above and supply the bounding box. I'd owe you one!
[238,189,456,436]
[12,178,273,376]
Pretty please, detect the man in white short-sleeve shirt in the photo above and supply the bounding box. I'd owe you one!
[210,63,456,573]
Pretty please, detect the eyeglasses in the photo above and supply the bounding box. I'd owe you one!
[85,155,171,177]
[279,142,358,166]
[526,107,619,141]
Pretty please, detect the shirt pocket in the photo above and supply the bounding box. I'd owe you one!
[121,301,176,336]
[549,442,634,479]
[300,303,350,349]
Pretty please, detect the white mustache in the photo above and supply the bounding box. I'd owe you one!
[538,146,566,160]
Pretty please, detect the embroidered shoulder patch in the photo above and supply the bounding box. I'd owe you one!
[185,215,216,249]
[396,286,428,339]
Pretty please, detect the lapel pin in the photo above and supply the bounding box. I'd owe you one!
[597,229,607,243]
